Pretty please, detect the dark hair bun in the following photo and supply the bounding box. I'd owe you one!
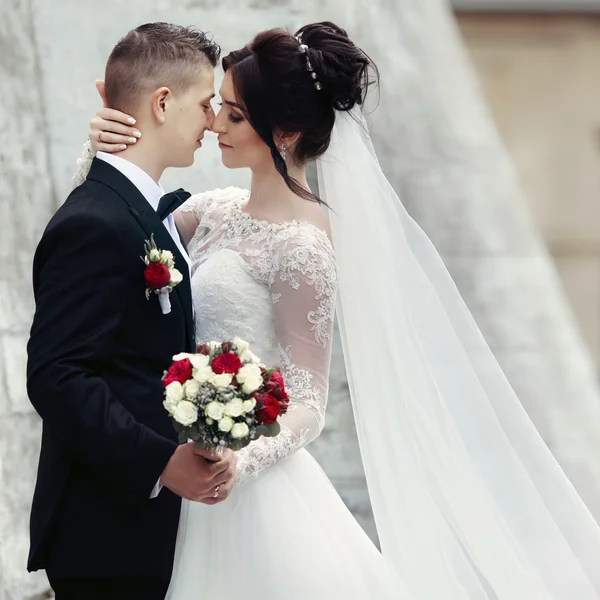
[221,22,378,205]
[295,21,376,111]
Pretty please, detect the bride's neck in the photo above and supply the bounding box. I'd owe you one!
[248,162,310,219]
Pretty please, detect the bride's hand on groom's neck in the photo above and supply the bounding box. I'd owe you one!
[89,107,141,154]
[89,80,141,154]
[160,442,237,504]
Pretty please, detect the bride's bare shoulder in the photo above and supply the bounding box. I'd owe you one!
[295,203,333,245]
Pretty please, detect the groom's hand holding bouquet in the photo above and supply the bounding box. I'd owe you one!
[160,337,288,504]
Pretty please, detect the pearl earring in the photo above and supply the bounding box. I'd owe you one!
[279,142,287,161]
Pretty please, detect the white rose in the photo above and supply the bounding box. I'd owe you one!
[173,401,198,426]
[242,399,257,414]
[239,349,261,365]
[163,399,177,416]
[189,354,210,369]
[231,422,250,439]
[165,381,184,406]
[172,352,193,362]
[149,249,161,262]
[224,398,244,418]
[193,365,214,383]
[209,341,220,353]
[218,416,234,433]
[242,375,263,395]
[209,372,233,389]
[233,336,250,355]
[205,401,225,421]
[160,250,174,268]
[183,379,200,400]
[205,417,214,425]
[169,268,183,285]
[236,363,262,383]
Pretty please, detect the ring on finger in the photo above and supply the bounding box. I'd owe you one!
[213,485,220,499]
[97,131,104,142]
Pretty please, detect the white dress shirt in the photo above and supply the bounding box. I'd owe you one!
[97,152,189,498]
[97,152,190,272]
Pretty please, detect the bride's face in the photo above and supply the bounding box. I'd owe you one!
[213,71,272,171]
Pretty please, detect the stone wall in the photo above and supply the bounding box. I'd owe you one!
[1,0,56,597]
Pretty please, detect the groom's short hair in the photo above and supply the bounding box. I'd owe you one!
[105,22,220,113]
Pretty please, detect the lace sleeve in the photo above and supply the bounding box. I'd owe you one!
[235,228,337,486]
[175,187,247,249]
[72,140,95,188]
[174,193,210,247]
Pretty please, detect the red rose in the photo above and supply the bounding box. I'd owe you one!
[268,385,289,412]
[265,380,282,397]
[211,352,242,375]
[163,358,193,387]
[145,262,171,289]
[270,371,285,387]
[265,374,289,405]
[278,398,289,416]
[197,343,211,355]
[221,341,233,354]
[255,393,281,425]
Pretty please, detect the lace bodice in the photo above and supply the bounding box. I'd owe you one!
[176,188,337,486]
[72,144,337,487]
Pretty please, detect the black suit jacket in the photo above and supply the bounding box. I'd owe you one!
[26,158,195,580]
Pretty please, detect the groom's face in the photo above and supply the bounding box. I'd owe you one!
[160,67,216,168]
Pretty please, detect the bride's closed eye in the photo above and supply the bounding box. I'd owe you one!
[217,102,244,124]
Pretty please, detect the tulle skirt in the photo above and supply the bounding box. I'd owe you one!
[166,449,412,599]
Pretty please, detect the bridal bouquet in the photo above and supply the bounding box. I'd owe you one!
[162,337,289,451]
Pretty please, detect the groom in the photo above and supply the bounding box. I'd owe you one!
[26,23,236,600]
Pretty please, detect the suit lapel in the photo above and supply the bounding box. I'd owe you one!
[87,158,195,350]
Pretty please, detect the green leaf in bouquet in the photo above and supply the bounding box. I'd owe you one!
[194,440,218,454]
[228,437,252,452]
[173,421,195,444]
[255,422,281,438]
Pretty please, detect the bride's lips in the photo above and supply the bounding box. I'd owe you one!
[218,141,232,150]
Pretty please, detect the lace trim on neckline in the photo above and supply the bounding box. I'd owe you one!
[230,192,333,246]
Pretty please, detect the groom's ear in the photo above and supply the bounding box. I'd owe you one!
[151,87,171,125]
[95,79,108,108]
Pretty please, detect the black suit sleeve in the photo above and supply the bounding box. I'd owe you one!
[27,211,176,499]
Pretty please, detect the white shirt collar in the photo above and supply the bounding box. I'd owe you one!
[97,152,164,211]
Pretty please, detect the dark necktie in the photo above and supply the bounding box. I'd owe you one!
[157,188,191,221]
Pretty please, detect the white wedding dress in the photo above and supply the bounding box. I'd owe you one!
[166,187,410,599]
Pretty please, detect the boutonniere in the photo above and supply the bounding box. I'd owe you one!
[141,235,183,315]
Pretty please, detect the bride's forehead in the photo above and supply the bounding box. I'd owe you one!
[219,72,235,93]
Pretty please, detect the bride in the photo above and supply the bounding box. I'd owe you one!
[75,20,600,600]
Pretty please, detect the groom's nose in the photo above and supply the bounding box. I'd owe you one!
[205,106,216,131]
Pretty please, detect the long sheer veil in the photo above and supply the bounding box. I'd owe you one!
[317,108,600,599]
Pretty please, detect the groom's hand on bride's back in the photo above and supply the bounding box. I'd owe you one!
[160,443,237,503]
